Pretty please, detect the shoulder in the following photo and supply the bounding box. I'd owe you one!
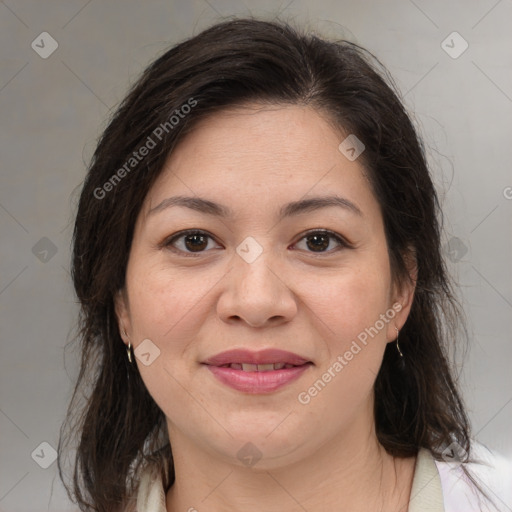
[434,441,512,512]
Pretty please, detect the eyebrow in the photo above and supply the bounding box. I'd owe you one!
[148,194,363,219]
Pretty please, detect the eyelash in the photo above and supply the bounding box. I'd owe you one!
[161,229,352,258]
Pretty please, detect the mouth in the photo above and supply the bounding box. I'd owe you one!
[202,348,311,367]
[202,348,313,393]
[215,362,302,371]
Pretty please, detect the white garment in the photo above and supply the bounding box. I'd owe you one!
[434,443,512,512]
[134,443,512,511]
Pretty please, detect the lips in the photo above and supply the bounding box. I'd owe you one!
[203,348,311,368]
[202,349,313,393]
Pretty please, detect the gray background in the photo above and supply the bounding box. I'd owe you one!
[1,0,511,510]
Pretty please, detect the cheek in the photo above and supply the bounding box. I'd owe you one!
[293,271,392,434]
[299,261,392,349]
[125,263,218,432]
[126,258,217,345]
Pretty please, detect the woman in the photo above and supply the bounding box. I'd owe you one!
[58,18,511,512]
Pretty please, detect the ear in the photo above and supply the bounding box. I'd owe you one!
[386,247,417,343]
[114,288,132,346]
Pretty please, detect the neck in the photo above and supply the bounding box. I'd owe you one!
[165,417,416,512]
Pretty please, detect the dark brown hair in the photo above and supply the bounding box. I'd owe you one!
[59,17,482,511]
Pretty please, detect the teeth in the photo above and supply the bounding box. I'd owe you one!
[229,363,296,372]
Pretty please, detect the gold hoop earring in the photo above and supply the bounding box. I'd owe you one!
[395,326,403,357]
[122,328,133,364]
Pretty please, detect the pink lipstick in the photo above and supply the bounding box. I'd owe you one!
[202,348,312,393]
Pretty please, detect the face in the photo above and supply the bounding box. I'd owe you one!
[115,103,415,468]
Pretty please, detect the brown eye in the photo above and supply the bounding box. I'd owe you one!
[294,230,348,254]
[183,233,208,252]
[164,230,220,256]
[305,233,330,252]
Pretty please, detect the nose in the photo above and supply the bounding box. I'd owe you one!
[216,251,298,328]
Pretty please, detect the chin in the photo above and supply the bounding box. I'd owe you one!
[209,419,315,469]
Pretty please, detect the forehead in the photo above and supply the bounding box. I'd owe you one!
[142,103,378,221]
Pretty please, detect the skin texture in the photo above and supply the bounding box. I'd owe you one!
[115,104,417,511]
